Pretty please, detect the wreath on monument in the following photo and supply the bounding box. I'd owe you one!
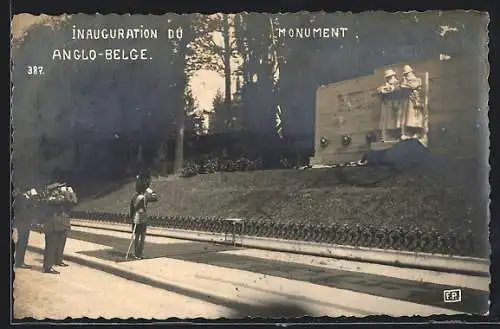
[366,131,377,144]
[320,136,329,148]
[341,135,352,147]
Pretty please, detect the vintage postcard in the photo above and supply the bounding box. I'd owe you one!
[11,11,490,320]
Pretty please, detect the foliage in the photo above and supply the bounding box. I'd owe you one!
[233,14,281,137]
[179,161,200,178]
[189,14,240,136]
[12,12,486,187]
[209,89,241,133]
[200,157,219,174]
[179,155,263,176]
[12,15,183,184]
[184,87,204,135]
[188,14,240,76]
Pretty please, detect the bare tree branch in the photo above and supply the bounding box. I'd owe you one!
[207,37,224,58]
[229,38,237,49]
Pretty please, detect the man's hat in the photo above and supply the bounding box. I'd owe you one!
[384,69,396,78]
[46,182,66,190]
[403,65,413,74]
[23,188,38,200]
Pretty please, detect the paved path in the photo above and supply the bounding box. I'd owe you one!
[13,226,490,320]
[13,251,233,320]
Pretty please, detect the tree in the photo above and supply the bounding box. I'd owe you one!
[184,87,204,135]
[211,89,225,134]
[12,14,186,185]
[189,14,240,132]
[171,15,197,174]
[233,13,280,136]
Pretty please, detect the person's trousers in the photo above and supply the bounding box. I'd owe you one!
[131,223,147,257]
[15,224,31,266]
[55,230,69,264]
[43,231,65,270]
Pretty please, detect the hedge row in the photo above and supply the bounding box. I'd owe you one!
[180,157,289,177]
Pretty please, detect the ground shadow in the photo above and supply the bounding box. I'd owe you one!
[198,275,369,316]
[69,229,488,315]
[227,300,317,319]
[15,264,44,273]
[69,229,237,263]
[25,245,312,318]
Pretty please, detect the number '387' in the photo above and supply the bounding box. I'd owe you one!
[27,66,44,75]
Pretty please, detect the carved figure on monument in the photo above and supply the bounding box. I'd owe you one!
[377,69,401,142]
[400,65,424,139]
[377,69,400,94]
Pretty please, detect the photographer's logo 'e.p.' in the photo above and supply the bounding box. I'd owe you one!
[443,289,462,303]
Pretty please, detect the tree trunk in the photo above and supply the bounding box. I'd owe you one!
[173,109,185,174]
[137,143,143,168]
[222,14,232,129]
[74,139,80,171]
[173,19,193,174]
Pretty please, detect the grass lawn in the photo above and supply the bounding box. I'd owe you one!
[74,161,486,236]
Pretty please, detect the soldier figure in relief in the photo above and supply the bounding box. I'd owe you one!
[377,69,401,142]
[377,69,400,94]
[400,65,424,140]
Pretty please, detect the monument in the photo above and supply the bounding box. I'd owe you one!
[311,55,483,166]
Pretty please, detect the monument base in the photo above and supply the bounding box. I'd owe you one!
[370,140,399,151]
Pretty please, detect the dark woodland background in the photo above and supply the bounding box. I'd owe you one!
[11,12,486,192]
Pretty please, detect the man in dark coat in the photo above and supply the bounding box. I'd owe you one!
[13,187,38,269]
[54,185,77,267]
[40,183,77,274]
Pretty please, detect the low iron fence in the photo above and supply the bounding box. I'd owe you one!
[71,210,482,258]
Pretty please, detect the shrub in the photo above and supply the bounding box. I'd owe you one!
[280,158,293,169]
[180,161,200,178]
[235,157,251,171]
[203,158,219,174]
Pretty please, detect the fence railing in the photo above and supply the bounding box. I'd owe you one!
[70,210,484,258]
